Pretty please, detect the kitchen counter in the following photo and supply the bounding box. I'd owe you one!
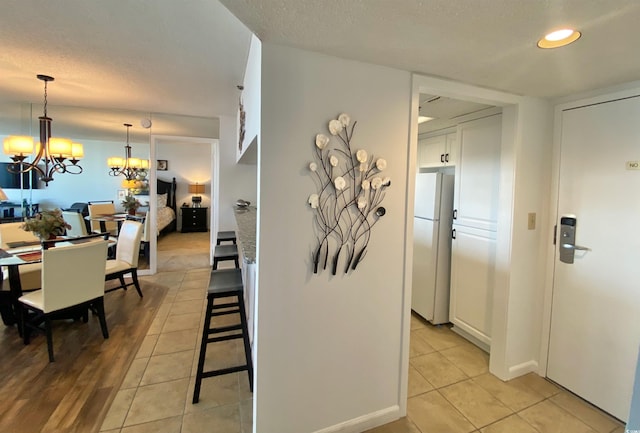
[233,205,257,359]
[234,206,256,264]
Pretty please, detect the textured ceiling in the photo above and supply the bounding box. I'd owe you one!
[1,0,640,124]
[222,0,640,99]
[0,0,252,118]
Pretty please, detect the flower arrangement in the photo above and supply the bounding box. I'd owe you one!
[121,194,141,215]
[21,209,71,240]
[307,112,390,275]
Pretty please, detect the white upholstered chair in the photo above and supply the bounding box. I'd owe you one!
[62,210,88,237]
[88,201,118,236]
[105,220,144,297]
[18,238,110,362]
[0,222,42,292]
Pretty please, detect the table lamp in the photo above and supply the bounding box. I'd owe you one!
[189,183,205,207]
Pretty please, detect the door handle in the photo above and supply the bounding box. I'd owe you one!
[445,153,449,163]
[452,228,456,239]
[440,154,445,163]
[561,243,591,252]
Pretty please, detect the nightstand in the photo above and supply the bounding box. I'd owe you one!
[181,207,208,232]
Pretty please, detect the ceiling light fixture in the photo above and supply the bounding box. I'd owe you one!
[107,123,149,181]
[2,74,84,186]
[418,116,434,124]
[537,28,581,49]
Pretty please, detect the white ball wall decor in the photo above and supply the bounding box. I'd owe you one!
[306,112,390,276]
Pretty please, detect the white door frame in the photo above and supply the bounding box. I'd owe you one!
[539,82,640,375]
[402,73,524,413]
[148,134,219,274]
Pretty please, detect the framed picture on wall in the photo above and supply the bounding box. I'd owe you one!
[157,160,168,171]
[117,189,127,201]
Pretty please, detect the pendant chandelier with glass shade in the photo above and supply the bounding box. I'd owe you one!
[107,123,149,181]
[2,74,84,186]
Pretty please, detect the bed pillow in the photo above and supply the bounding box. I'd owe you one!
[157,193,168,208]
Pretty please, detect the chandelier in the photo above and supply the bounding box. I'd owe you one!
[2,74,84,186]
[107,123,149,181]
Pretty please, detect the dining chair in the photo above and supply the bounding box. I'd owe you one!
[62,210,88,236]
[64,210,118,258]
[88,201,118,236]
[0,222,42,292]
[18,237,110,362]
[125,214,150,260]
[105,220,144,297]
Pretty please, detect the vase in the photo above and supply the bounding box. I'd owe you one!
[127,209,136,216]
[41,233,57,247]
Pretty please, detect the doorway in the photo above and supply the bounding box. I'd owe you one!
[149,135,219,274]
[405,75,528,416]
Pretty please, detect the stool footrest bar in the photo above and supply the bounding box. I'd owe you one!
[201,364,249,379]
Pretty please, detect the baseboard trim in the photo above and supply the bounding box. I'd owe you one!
[506,360,539,380]
[450,325,491,353]
[312,405,401,433]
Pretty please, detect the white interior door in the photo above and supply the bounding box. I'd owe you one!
[548,95,640,422]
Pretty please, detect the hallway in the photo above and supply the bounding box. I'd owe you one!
[366,314,625,433]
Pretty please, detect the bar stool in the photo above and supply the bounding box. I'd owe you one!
[193,268,253,404]
[213,244,239,270]
[217,230,237,245]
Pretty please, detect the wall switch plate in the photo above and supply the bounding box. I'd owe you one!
[528,212,536,230]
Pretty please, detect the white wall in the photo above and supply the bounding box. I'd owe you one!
[490,98,554,378]
[256,44,411,432]
[218,115,257,232]
[237,34,261,164]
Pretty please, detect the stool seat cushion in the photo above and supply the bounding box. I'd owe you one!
[213,244,238,258]
[217,230,236,240]
[208,269,243,294]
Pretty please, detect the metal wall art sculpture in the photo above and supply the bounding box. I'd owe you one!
[307,113,390,275]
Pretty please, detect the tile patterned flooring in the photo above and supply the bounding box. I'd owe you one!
[366,314,626,433]
[99,232,252,433]
[100,232,625,433]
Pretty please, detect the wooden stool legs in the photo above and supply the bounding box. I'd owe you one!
[192,269,253,404]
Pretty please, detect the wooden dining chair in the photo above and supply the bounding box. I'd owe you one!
[105,220,144,297]
[18,237,110,362]
[88,201,118,236]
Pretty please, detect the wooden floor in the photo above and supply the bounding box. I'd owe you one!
[0,280,168,433]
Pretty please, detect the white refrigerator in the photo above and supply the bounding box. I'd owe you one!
[411,171,454,324]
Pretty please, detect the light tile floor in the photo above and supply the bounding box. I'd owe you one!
[100,232,253,433]
[365,314,626,433]
[101,232,626,433]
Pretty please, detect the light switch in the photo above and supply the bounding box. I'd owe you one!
[528,212,536,230]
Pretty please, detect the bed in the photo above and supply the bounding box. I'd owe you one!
[156,177,177,234]
[140,177,177,260]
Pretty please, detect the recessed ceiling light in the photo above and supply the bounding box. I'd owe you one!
[537,28,581,49]
[418,116,434,124]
